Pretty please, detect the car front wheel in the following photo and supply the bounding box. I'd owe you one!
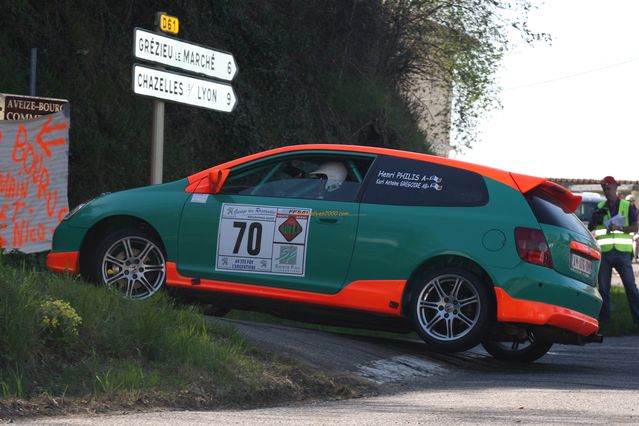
[411,268,494,352]
[92,228,166,300]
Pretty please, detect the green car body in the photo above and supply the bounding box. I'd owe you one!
[47,144,603,359]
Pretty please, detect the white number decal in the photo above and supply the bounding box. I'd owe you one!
[216,204,311,276]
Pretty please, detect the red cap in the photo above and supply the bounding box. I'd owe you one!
[601,176,619,186]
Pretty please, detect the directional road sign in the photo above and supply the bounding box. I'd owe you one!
[132,64,237,113]
[134,28,238,82]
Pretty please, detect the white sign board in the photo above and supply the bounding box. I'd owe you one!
[216,204,311,276]
[132,64,237,112]
[133,28,238,82]
[0,111,70,253]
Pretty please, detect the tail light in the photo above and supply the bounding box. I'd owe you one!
[515,227,553,268]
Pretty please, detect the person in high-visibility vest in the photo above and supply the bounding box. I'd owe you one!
[588,176,639,325]
[627,194,639,262]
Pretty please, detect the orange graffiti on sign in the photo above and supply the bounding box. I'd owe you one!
[0,112,70,253]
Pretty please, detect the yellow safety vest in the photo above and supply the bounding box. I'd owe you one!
[593,199,633,252]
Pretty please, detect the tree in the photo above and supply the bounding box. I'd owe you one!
[376,0,550,150]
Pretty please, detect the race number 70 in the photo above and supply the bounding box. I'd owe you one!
[232,221,262,256]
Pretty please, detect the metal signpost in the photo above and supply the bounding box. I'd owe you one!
[132,13,238,184]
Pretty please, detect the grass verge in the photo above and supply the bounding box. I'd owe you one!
[0,261,371,420]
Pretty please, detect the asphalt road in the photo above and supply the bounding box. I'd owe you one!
[29,316,639,425]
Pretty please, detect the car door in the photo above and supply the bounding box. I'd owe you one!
[177,151,375,294]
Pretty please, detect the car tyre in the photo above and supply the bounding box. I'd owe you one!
[411,267,494,352]
[482,332,553,362]
[204,305,231,317]
[92,228,166,300]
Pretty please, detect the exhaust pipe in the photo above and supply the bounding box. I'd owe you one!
[584,333,604,343]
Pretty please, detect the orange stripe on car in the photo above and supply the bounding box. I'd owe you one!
[46,251,80,274]
[166,262,406,316]
[494,287,599,337]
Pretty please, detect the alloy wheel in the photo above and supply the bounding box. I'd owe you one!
[416,273,481,342]
[100,236,166,300]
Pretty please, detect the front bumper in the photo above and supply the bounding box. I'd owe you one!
[46,251,80,274]
[494,287,599,337]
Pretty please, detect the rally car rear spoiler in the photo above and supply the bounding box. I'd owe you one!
[510,172,581,213]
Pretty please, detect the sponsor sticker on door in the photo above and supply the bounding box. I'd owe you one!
[216,203,311,276]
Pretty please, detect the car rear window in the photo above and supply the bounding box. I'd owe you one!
[526,192,590,236]
[361,155,488,207]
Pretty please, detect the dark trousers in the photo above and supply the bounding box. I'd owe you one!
[598,249,639,324]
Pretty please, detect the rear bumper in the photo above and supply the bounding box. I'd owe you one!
[494,287,599,337]
[46,251,80,274]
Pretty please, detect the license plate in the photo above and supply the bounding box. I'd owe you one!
[571,253,592,276]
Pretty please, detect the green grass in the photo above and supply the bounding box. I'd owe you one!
[3,250,634,410]
[0,260,292,402]
[598,286,639,337]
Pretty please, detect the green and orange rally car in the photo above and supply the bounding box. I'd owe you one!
[47,144,603,362]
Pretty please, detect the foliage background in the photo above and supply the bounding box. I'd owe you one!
[0,0,541,206]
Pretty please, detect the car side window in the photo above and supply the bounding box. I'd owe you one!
[221,154,374,202]
[361,155,488,207]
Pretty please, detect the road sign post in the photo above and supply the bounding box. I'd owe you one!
[134,14,238,185]
[150,100,164,185]
[149,14,167,185]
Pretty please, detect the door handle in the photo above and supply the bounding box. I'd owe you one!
[317,217,341,224]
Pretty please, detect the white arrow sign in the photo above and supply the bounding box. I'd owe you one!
[132,64,237,113]
[133,28,238,82]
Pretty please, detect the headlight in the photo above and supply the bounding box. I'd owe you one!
[63,202,87,220]
[63,193,110,221]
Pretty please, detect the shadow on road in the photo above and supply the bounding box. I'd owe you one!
[212,316,639,393]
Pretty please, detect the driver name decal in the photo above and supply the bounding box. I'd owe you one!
[216,203,311,276]
[374,169,445,191]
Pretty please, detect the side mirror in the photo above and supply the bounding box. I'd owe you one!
[208,168,230,194]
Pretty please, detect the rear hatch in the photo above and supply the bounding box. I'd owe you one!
[512,175,600,286]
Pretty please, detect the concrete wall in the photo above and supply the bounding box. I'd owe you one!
[407,76,453,158]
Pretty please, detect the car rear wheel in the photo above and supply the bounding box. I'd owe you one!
[482,332,553,362]
[411,268,493,352]
[92,228,166,300]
